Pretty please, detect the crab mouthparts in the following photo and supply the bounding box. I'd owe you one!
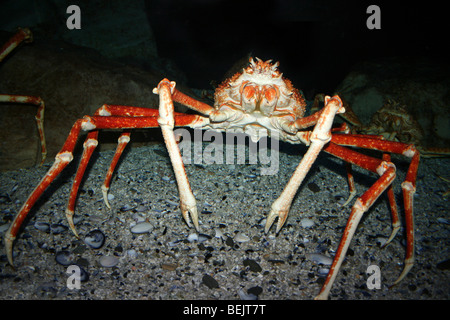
[241,83,278,116]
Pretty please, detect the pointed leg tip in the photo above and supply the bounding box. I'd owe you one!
[181,205,200,232]
[390,262,414,288]
[101,186,111,209]
[5,237,15,268]
[65,209,80,238]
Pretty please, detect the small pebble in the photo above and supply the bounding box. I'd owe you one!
[50,223,68,234]
[130,221,153,234]
[306,253,333,265]
[318,267,330,277]
[99,255,119,268]
[437,217,450,225]
[307,182,320,193]
[248,286,263,297]
[202,274,219,289]
[78,265,89,282]
[165,199,179,206]
[225,237,235,247]
[84,229,105,249]
[376,237,388,247]
[198,233,212,242]
[34,221,50,232]
[132,212,146,222]
[215,229,225,240]
[168,240,183,247]
[187,233,198,242]
[238,289,257,300]
[300,218,314,228]
[234,232,250,243]
[120,204,134,212]
[161,263,178,271]
[127,249,138,259]
[243,259,262,272]
[55,251,75,266]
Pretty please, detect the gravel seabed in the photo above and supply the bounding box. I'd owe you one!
[0,137,449,300]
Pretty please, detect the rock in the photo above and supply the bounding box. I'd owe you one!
[305,253,333,265]
[161,263,178,271]
[84,229,105,249]
[55,251,75,266]
[300,218,315,228]
[130,222,153,234]
[307,182,320,193]
[243,259,262,273]
[50,224,67,234]
[234,232,250,243]
[34,221,50,232]
[335,57,450,150]
[202,274,219,289]
[99,255,119,268]
[0,30,192,171]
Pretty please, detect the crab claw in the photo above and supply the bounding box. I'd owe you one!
[181,201,200,232]
[264,207,288,234]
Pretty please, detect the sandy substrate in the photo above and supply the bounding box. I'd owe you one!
[0,137,449,300]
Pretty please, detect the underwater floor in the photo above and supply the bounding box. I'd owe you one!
[0,141,449,300]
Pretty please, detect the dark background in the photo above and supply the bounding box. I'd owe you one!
[145,0,446,96]
[0,0,447,97]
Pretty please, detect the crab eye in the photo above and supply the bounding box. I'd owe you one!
[260,85,278,115]
[241,83,259,113]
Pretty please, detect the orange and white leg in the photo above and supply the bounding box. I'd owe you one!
[313,136,419,299]
[5,104,204,265]
[153,79,207,231]
[330,135,419,286]
[264,95,345,233]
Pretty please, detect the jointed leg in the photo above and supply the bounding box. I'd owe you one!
[65,105,160,237]
[315,146,397,299]
[265,95,345,233]
[0,95,47,165]
[5,102,203,265]
[331,134,419,284]
[153,80,201,230]
[0,27,32,62]
[314,136,419,299]
[102,131,131,209]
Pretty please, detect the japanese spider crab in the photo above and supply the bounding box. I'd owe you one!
[4,57,420,300]
[0,28,46,164]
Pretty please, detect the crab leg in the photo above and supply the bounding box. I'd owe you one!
[330,134,419,285]
[5,104,204,265]
[0,28,47,165]
[312,137,419,299]
[0,27,32,62]
[314,152,396,300]
[0,95,46,164]
[101,131,131,209]
[66,105,158,236]
[265,95,345,233]
[153,79,206,231]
